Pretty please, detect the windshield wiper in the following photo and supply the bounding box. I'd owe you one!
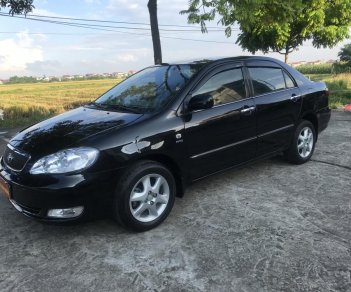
[99,103,143,113]
[86,102,144,113]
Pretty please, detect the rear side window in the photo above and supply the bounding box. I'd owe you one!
[283,71,295,88]
[193,68,246,106]
[248,67,286,95]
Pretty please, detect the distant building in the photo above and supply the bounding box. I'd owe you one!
[36,76,51,81]
[305,60,322,65]
[112,72,127,78]
[62,75,75,80]
[290,61,307,67]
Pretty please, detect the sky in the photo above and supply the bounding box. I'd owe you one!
[0,0,349,79]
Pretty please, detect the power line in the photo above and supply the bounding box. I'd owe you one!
[0,30,235,44]
[25,12,233,30]
[0,31,106,35]
[0,13,229,32]
[0,14,236,44]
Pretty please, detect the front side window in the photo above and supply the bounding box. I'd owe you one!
[248,67,286,95]
[192,68,246,106]
[95,64,204,113]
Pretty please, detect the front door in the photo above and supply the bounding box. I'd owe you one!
[182,63,257,179]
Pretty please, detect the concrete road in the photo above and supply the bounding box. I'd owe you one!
[0,112,350,292]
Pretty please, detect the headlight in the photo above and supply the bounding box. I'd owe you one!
[30,147,99,175]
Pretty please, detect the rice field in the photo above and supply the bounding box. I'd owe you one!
[0,79,121,128]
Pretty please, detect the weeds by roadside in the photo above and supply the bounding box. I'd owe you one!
[308,74,351,109]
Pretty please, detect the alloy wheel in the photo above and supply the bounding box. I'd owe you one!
[129,174,170,222]
[297,127,314,158]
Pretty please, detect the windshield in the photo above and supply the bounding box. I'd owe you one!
[94,64,204,113]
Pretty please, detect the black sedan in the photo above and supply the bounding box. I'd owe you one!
[0,56,331,231]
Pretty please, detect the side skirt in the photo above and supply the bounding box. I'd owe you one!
[189,149,285,184]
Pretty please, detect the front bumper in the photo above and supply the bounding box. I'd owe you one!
[0,161,121,221]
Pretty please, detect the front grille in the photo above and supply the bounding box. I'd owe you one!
[3,145,31,172]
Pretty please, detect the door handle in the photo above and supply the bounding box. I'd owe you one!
[290,94,301,102]
[240,106,255,114]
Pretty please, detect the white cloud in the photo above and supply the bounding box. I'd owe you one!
[85,0,101,4]
[0,32,43,77]
[69,45,105,51]
[26,60,63,76]
[28,8,69,18]
[116,53,138,62]
[106,0,148,20]
[107,0,142,12]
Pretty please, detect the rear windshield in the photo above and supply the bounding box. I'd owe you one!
[95,64,204,113]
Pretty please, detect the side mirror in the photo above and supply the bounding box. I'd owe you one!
[188,93,214,111]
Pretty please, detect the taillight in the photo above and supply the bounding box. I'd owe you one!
[325,88,330,97]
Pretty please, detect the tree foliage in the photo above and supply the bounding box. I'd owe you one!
[8,75,38,84]
[338,43,351,65]
[0,0,34,15]
[181,0,351,63]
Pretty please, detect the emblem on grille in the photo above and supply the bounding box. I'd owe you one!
[7,152,14,163]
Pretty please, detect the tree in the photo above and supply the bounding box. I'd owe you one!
[148,0,162,65]
[181,0,351,63]
[0,0,34,15]
[338,43,351,65]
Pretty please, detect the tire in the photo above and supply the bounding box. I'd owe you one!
[284,120,316,164]
[113,160,176,232]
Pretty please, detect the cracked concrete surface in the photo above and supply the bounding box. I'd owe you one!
[0,111,350,291]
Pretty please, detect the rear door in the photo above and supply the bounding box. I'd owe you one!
[182,62,257,179]
[246,60,302,156]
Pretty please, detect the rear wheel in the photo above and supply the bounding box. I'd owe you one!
[113,160,176,231]
[284,120,316,164]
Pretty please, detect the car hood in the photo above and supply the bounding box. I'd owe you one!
[9,106,143,156]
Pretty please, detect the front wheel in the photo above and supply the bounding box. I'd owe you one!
[284,120,316,164]
[113,160,176,232]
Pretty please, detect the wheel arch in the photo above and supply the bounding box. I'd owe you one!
[138,154,186,197]
[301,112,318,139]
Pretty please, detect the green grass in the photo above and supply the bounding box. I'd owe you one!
[295,62,351,75]
[0,79,121,128]
[307,73,351,109]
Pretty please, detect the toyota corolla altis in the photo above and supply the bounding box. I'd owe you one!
[0,57,330,231]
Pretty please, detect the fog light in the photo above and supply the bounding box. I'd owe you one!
[47,206,84,218]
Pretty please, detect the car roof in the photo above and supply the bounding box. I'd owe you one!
[164,56,284,66]
[162,55,311,87]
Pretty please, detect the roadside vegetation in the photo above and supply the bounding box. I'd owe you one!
[295,63,351,109]
[0,79,121,128]
[308,74,351,109]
